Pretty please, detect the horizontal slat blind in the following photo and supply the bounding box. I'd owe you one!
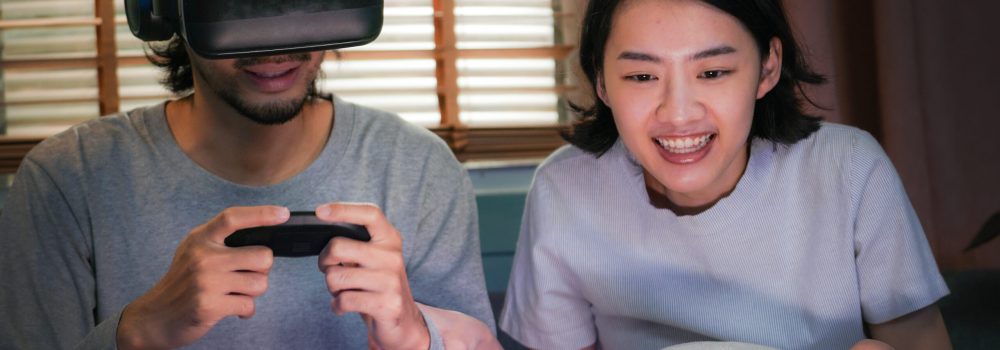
[2,0,97,135]
[329,0,440,125]
[0,0,575,168]
[455,0,563,126]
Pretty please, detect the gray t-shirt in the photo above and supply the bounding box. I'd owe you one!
[0,96,494,349]
[500,123,948,349]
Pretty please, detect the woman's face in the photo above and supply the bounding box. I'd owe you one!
[600,0,781,209]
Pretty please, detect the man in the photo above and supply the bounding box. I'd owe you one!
[0,28,498,350]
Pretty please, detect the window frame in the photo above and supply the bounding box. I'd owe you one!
[0,0,579,172]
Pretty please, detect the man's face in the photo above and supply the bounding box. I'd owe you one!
[189,49,325,125]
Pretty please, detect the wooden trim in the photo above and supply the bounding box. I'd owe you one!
[330,50,436,60]
[0,17,101,29]
[1,97,97,106]
[0,125,565,173]
[119,55,153,67]
[433,0,460,127]
[95,0,120,115]
[0,136,45,174]
[457,45,575,60]
[454,125,568,162]
[459,84,578,95]
[0,57,97,70]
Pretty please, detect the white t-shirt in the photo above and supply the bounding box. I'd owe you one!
[499,123,948,350]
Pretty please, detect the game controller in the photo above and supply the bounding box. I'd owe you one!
[224,211,371,257]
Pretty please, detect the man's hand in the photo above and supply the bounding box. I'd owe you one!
[117,206,289,350]
[317,203,430,350]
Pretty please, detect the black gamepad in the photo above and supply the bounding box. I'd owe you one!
[224,211,371,257]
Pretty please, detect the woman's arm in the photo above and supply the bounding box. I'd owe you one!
[867,304,952,350]
[416,303,501,350]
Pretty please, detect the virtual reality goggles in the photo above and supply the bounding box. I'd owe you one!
[125,0,383,59]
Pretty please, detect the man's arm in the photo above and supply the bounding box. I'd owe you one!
[0,158,105,349]
[867,304,952,350]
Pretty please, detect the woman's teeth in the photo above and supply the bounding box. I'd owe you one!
[655,134,713,154]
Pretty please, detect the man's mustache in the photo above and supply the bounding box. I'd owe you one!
[234,53,312,69]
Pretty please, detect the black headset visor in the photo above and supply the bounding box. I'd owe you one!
[127,0,383,59]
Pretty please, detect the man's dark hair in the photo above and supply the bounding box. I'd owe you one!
[147,36,194,94]
[567,0,826,156]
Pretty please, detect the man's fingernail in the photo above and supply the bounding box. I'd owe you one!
[277,207,290,220]
[316,206,331,217]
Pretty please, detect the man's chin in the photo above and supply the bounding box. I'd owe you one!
[221,87,314,125]
[228,97,308,125]
[241,102,307,125]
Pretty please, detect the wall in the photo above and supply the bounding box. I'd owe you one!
[781,0,1000,270]
[467,162,536,294]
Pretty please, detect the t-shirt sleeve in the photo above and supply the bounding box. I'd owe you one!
[0,157,121,349]
[403,148,497,335]
[499,170,597,349]
[849,130,949,324]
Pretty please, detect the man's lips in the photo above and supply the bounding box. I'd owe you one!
[243,62,302,77]
[242,62,302,93]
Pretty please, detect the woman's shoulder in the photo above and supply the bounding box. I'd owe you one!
[758,122,894,198]
[535,142,632,183]
[771,122,887,167]
[811,122,882,153]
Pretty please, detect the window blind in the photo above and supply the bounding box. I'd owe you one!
[2,0,98,135]
[0,0,576,168]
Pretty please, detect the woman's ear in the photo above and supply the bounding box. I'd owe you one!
[596,73,610,105]
[756,37,783,99]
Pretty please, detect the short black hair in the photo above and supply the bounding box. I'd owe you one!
[147,36,194,95]
[566,0,826,156]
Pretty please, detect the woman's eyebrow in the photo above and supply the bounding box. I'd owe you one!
[617,45,737,63]
[688,45,736,61]
[618,51,661,63]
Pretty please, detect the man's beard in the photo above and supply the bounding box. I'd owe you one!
[195,53,318,125]
[217,81,317,125]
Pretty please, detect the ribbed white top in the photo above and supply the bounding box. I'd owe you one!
[500,123,949,350]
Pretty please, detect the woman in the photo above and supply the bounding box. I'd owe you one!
[499,0,952,349]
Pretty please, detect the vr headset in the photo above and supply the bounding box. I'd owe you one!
[125,0,383,59]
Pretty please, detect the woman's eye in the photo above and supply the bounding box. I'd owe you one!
[699,70,730,79]
[626,74,656,82]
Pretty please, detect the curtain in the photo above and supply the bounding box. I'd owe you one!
[1,5,5,135]
[786,0,1000,270]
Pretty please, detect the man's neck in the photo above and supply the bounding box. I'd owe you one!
[164,94,334,186]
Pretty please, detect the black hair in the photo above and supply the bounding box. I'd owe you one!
[147,36,194,94]
[566,0,826,156]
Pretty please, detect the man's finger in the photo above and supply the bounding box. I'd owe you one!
[330,290,390,319]
[219,271,270,297]
[323,265,397,295]
[221,294,258,320]
[200,206,290,243]
[224,245,274,274]
[318,236,399,270]
[315,203,399,245]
